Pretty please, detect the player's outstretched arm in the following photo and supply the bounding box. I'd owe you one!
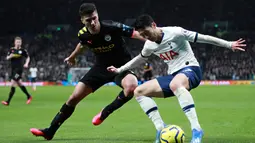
[196,34,246,51]
[6,54,13,60]
[64,43,85,66]
[107,54,147,73]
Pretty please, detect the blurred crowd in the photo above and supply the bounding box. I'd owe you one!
[0,32,254,82]
[0,0,254,82]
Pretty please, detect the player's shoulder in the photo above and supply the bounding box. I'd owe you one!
[144,40,158,50]
[161,26,183,34]
[101,20,123,29]
[161,26,187,41]
[78,26,89,39]
[18,48,28,53]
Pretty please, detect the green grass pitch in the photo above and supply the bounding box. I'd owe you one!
[1,85,255,143]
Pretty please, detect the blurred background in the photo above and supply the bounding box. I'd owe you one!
[0,0,254,83]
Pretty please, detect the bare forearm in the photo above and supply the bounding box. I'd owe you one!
[69,43,83,58]
[25,57,30,65]
[118,54,147,73]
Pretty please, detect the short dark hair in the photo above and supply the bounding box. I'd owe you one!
[79,3,97,16]
[134,14,154,30]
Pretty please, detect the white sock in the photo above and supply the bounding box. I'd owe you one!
[174,87,201,130]
[136,96,165,131]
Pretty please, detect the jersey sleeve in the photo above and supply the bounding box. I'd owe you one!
[172,27,198,43]
[78,27,89,46]
[22,49,29,58]
[141,41,158,57]
[103,21,134,38]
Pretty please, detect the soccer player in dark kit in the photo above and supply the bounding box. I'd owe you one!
[30,3,156,140]
[142,62,153,83]
[1,37,32,106]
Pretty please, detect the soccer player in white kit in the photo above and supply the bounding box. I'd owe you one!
[29,67,38,91]
[107,14,246,143]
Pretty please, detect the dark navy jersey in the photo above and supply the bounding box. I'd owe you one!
[7,48,28,70]
[78,20,134,67]
[144,62,151,70]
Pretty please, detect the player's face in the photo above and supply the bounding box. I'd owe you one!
[138,23,158,42]
[81,11,100,34]
[14,39,22,48]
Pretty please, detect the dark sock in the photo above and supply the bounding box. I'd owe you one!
[47,103,75,135]
[19,86,31,99]
[100,91,133,120]
[7,87,16,103]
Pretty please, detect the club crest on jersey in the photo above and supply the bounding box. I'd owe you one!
[18,50,22,54]
[104,35,111,41]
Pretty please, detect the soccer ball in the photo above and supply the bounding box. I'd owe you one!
[160,125,185,143]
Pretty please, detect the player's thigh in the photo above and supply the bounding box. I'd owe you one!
[11,70,22,82]
[115,70,137,88]
[67,82,93,106]
[134,79,164,98]
[170,73,189,92]
[11,79,18,87]
[170,66,202,92]
[31,78,36,83]
[80,66,115,92]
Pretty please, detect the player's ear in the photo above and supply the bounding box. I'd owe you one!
[151,22,157,28]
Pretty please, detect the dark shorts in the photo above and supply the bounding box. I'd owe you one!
[143,71,153,80]
[31,77,36,82]
[156,66,202,98]
[79,65,136,92]
[11,69,23,81]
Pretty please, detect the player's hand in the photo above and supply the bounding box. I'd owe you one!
[231,38,246,52]
[9,54,15,57]
[23,64,28,68]
[64,56,76,66]
[107,66,120,73]
[8,54,16,59]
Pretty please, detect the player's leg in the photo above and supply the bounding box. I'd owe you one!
[16,79,32,104]
[30,82,93,140]
[31,78,36,91]
[93,71,137,125]
[134,78,167,143]
[30,66,108,140]
[170,66,203,143]
[2,79,17,106]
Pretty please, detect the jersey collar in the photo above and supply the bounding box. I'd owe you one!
[155,29,164,44]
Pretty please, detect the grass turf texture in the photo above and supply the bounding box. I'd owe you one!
[1,85,255,143]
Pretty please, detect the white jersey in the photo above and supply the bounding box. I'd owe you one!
[29,67,38,78]
[141,26,200,74]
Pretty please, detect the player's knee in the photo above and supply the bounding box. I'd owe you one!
[170,82,182,93]
[134,86,144,97]
[123,81,137,95]
[123,84,137,96]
